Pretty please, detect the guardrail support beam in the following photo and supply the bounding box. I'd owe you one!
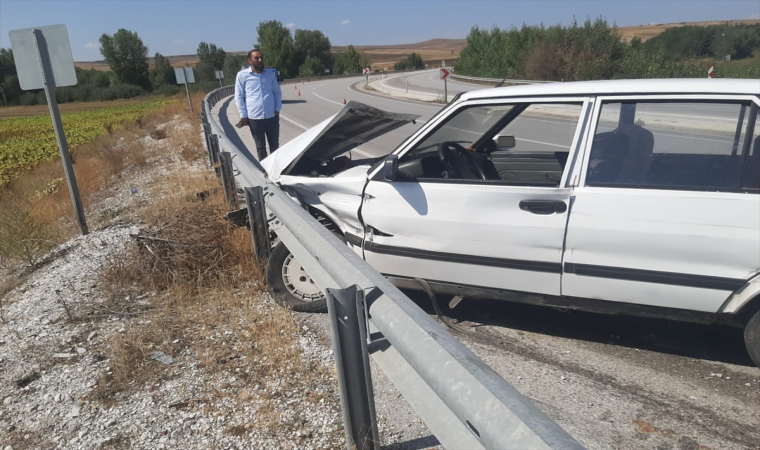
[244,186,270,263]
[219,152,238,208]
[326,285,379,450]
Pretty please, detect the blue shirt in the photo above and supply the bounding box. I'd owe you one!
[234,67,282,120]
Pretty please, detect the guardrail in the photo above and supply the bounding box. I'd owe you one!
[449,73,553,86]
[201,86,585,450]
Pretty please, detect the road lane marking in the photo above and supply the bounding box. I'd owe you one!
[311,88,345,106]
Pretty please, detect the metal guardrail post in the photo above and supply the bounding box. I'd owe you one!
[326,285,379,450]
[210,134,221,177]
[219,151,237,209]
[244,186,270,263]
[203,123,213,166]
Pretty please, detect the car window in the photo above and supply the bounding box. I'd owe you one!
[491,104,582,154]
[408,104,515,156]
[399,102,583,186]
[585,101,753,191]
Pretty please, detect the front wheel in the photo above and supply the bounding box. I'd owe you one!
[266,241,327,313]
[744,308,760,367]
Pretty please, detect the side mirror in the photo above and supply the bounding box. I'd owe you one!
[495,135,516,148]
[383,154,399,181]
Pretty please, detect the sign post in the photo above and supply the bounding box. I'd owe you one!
[9,24,87,235]
[707,65,715,78]
[363,67,369,85]
[175,67,195,112]
[439,68,450,103]
[214,70,224,87]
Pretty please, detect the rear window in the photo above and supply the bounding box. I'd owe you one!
[585,101,756,192]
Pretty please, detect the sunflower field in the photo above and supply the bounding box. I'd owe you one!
[0,100,171,186]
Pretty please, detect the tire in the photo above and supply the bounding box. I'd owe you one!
[266,241,327,313]
[744,308,760,368]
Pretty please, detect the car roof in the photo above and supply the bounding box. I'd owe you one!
[459,78,760,101]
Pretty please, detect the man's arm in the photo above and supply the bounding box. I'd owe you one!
[234,71,248,126]
[272,70,282,115]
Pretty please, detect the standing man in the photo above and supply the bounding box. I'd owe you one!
[235,49,282,161]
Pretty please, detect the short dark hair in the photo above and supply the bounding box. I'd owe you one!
[247,49,262,60]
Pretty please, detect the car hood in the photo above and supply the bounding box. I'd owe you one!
[261,101,420,180]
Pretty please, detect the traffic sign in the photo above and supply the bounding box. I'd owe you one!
[707,65,714,78]
[362,67,369,75]
[439,68,450,80]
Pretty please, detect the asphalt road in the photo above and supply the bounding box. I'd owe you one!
[213,77,760,450]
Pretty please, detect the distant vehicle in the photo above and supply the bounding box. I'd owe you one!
[260,79,760,367]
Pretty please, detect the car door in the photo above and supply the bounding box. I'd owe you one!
[356,98,590,296]
[563,96,760,312]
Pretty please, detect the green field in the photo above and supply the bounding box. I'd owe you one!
[0,100,171,186]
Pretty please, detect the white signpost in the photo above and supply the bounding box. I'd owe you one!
[175,67,195,112]
[363,67,370,84]
[707,65,715,78]
[439,68,450,102]
[214,70,224,87]
[9,24,88,235]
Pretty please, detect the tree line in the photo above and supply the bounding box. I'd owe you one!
[0,20,374,106]
[454,18,760,80]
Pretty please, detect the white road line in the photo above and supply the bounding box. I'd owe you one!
[311,89,345,106]
[279,113,308,131]
[516,137,569,149]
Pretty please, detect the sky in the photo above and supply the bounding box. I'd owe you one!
[1,0,758,62]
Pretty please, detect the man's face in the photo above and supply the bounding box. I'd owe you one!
[249,52,264,71]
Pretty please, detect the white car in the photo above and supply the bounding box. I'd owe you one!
[260,79,760,367]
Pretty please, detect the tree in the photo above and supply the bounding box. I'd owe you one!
[149,52,175,89]
[224,53,247,81]
[298,56,326,77]
[0,48,21,106]
[256,20,297,78]
[332,45,371,75]
[99,29,150,90]
[196,42,226,82]
[394,52,424,71]
[294,29,332,71]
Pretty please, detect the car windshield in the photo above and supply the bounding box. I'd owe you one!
[408,104,515,155]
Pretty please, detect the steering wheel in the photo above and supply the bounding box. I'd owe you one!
[437,142,487,180]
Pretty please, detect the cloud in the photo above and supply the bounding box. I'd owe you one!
[173,39,185,44]
[84,43,97,49]
[285,22,295,29]
[341,19,350,25]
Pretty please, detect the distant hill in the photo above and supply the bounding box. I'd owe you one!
[74,19,758,71]
[617,18,760,42]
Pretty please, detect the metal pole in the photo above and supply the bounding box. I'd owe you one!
[326,286,379,450]
[184,67,194,112]
[444,78,447,103]
[31,29,88,235]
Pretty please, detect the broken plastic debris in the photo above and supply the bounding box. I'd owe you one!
[150,351,174,365]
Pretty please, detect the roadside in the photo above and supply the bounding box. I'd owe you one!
[0,96,440,450]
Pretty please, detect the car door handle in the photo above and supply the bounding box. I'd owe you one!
[519,200,567,215]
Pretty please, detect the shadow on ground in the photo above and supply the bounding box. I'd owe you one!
[382,435,440,450]
[400,289,755,367]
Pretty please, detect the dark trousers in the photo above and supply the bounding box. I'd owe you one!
[248,116,279,161]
